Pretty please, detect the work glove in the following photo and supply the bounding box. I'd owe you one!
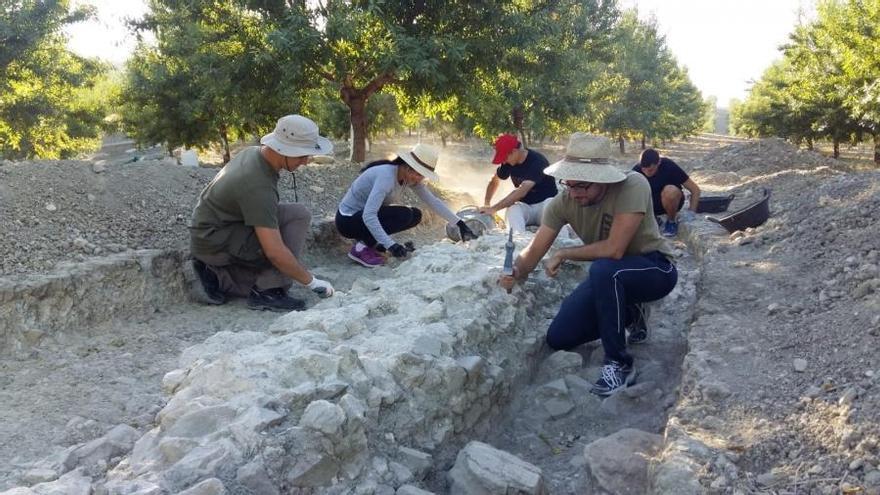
[306,276,334,298]
[456,220,478,242]
[388,243,409,258]
[404,241,416,252]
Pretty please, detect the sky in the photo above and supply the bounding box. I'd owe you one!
[65,0,814,106]
[619,0,816,105]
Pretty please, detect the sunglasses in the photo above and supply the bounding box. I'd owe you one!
[558,179,595,191]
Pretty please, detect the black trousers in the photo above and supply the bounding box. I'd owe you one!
[335,205,422,248]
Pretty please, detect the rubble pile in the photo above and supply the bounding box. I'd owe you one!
[696,138,839,185]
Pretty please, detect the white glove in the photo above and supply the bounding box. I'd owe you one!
[306,276,334,298]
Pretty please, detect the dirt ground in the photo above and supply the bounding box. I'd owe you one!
[1,133,879,493]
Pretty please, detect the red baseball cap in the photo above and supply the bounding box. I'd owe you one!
[492,134,519,165]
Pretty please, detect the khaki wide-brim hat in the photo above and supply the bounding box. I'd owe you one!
[397,143,440,182]
[545,132,626,184]
[260,114,333,158]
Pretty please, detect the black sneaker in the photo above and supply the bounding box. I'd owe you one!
[192,259,226,305]
[247,287,306,312]
[591,360,636,397]
[626,303,650,345]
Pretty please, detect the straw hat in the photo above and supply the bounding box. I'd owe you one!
[260,115,333,158]
[545,132,626,183]
[397,143,440,181]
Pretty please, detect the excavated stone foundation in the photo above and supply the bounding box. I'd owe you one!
[2,226,698,494]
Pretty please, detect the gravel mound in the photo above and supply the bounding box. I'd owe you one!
[697,138,840,185]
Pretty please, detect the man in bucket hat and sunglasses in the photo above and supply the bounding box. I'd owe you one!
[499,132,678,397]
[189,114,335,311]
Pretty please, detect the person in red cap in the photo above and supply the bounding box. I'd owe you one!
[479,133,557,233]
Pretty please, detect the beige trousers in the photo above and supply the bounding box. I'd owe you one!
[194,203,311,297]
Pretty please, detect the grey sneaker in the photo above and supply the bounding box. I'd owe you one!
[247,287,305,312]
[626,303,650,345]
[591,360,636,397]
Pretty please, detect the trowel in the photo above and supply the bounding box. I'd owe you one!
[502,228,515,294]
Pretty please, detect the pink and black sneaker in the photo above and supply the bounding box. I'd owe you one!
[348,244,385,268]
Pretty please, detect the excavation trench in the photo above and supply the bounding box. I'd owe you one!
[1,220,700,494]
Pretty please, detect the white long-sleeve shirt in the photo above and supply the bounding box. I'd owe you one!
[338,164,460,248]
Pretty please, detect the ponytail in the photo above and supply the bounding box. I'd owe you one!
[359,156,407,174]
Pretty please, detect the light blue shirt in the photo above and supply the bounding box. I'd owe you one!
[338,164,460,248]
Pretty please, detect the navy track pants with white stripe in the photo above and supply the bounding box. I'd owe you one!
[546,251,677,366]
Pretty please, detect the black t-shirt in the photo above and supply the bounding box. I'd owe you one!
[496,149,558,205]
[632,157,689,215]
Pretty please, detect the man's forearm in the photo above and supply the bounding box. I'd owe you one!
[269,250,312,285]
[492,188,528,210]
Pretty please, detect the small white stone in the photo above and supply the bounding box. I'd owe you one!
[45,203,57,212]
[793,359,808,372]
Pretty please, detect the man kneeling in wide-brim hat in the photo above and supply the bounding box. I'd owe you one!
[498,132,678,397]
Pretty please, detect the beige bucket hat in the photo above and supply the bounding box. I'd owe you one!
[545,132,626,184]
[397,143,440,181]
[260,114,333,158]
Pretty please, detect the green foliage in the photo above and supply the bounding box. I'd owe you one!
[591,11,707,151]
[0,1,107,159]
[119,0,300,160]
[459,0,620,143]
[731,0,880,162]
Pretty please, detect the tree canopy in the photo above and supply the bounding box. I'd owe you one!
[731,0,880,163]
[0,0,108,159]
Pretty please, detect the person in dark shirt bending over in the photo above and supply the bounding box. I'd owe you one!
[479,134,558,233]
[632,148,701,237]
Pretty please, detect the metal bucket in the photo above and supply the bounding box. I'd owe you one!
[446,206,499,241]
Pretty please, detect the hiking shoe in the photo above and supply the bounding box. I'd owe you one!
[626,303,650,345]
[348,244,385,268]
[662,219,679,237]
[192,259,226,305]
[247,287,306,312]
[591,360,636,397]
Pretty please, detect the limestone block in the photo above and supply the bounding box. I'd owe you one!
[177,478,226,495]
[163,405,238,439]
[236,461,279,495]
[63,424,139,472]
[536,379,574,419]
[583,428,663,495]
[158,437,200,464]
[19,468,59,485]
[448,441,546,495]
[537,351,583,381]
[21,469,92,495]
[300,400,345,436]
[162,369,188,394]
[397,485,435,495]
[162,439,240,491]
[397,447,433,481]
[456,356,486,383]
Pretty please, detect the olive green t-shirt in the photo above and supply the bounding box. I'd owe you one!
[542,172,673,258]
[190,146,279,257]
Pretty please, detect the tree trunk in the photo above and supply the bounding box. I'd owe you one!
[511,106,527,146]
[641,135,646,150]
[833,138,840,158]
[345,94,368,162]
[806,138,814,150]
[219,126,230,163]
[874,133,880,164]
[618,135,625,154]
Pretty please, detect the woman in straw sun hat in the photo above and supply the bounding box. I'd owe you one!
[498,132,678,397]
[335,143,478,267]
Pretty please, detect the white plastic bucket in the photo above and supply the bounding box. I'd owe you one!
[181,149,199,167]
